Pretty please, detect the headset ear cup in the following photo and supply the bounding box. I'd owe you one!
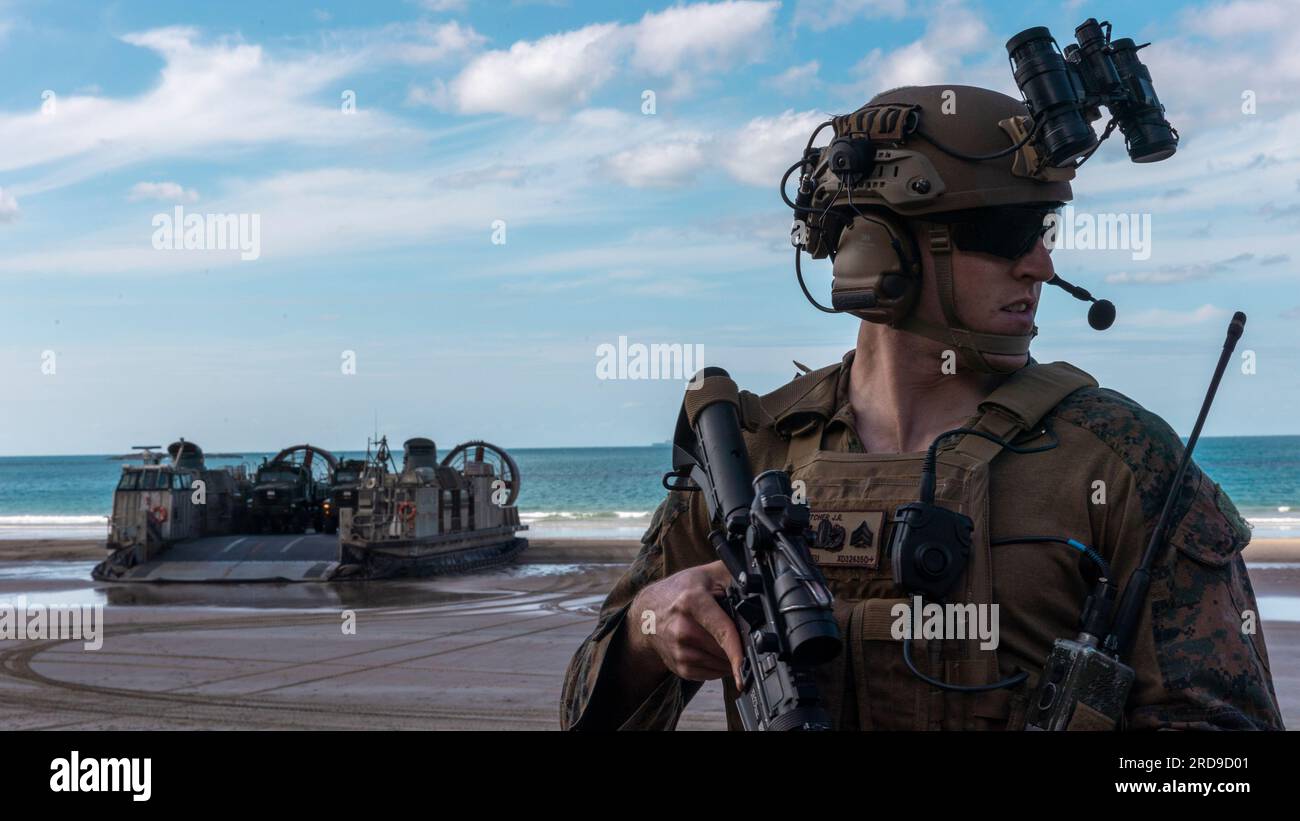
[831,212,919,324]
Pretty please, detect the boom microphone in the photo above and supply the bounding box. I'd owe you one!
[1048,275,1116,330]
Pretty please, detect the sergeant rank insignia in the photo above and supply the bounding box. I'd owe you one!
[805,511,885,568]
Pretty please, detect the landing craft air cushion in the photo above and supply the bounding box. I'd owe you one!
[95,436,527,582]
[336,437,527,577]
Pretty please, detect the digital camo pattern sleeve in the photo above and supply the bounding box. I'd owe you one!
[1128,471,1284,731]
[1054,387,1284,730]
[559,490,710,730]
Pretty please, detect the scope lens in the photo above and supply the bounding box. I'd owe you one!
[789,618,842,666]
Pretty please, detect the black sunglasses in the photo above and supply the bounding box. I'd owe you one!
[928,205,1061,260]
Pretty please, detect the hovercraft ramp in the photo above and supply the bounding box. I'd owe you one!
[114,533,339,582]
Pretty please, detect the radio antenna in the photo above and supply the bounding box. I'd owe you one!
[1106,312,1246,659]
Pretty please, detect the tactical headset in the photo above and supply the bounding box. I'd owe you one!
[782,96,1068,374]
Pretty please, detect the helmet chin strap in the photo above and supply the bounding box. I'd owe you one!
[894,225,1035,375]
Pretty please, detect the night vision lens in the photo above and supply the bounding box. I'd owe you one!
[1007,19,1178,167]
[1006,27,1097,166]
[1109,38,1178,163]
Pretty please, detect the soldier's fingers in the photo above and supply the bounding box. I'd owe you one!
[701,560,734,595]
[674,619,732,664]
[668,647,733,681]
[690,594,745,689]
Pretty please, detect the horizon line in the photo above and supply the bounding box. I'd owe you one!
[3,433,1300,459]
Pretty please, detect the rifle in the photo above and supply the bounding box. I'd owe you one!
[663,367,841,730]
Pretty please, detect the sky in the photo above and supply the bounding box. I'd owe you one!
[1,0,1297,455]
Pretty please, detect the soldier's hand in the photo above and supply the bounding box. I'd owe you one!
[627,560,743,688]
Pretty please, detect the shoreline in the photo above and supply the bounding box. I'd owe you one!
[0,537,646,564]
[2,537,1299,564]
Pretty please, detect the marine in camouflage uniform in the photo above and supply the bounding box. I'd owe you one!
[561,353,1283,730]
[560,84,1283,731]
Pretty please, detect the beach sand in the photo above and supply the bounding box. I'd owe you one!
[2,536,1297,563]
[0,537,724,730]
[0,537,647,563]
[0,536,1295,730]
[0,539,108,562]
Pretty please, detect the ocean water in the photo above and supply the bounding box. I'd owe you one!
[0,438,1297,540]
[0,447,672,541]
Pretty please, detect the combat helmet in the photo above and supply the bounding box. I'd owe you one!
[791,84,1075,373]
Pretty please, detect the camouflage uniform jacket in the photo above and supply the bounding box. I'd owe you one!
[560,352,1283,731]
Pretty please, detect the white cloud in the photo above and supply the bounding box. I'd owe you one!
[792,0,907,31]
[406,81,449,108]
[601,139,711,188]
[1075,108,1300,219]
[854,41,944,90]
[766,60,820,93]
[0,107,669,275]
[850,0,991,90]
[480,223,784,284]
[418,0,468,10]
[448,23,623,118]
[583,106,834,191]
[387,20,487,63]
[1180,0,1294,37]
[3,165,560,275]
[128,181,199,203]
[718,109,829,187]
[444,2,779,117]
[592,105,834,192]
[927,1,989,52]
[0,186,17,223]
[1104,254,1256,285]
[0,27,417,196]
[1137,1,1300,128]
[590,103,832,189]
[313,19,488,67]
[629,1,776,76]
[572,107,638,131]
[440,162,549,187]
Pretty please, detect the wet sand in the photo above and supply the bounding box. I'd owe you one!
[5,537,1298,562]
[0,537,1295,730]
[0,537,648,563]
[0,538,724,730]
[0,540,107,561]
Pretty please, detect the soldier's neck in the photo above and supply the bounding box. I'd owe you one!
[848,322,1004,454]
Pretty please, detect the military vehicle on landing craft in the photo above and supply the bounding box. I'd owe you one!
[247,444,336,534]
[320,458,367,535]
[337,437,527,577]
